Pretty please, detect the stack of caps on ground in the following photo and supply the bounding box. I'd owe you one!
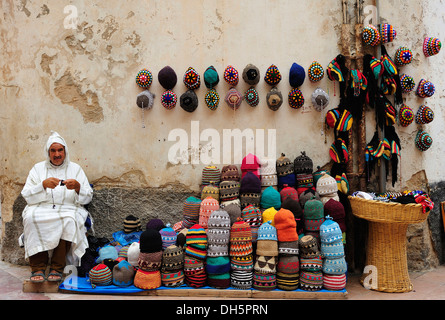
[294,152,314,196]
[161,245,185,287]
[299,234,323,291]
[316,172,339,205]
[159,223,177,250]
[230,218,254,289]
[182,196,202,229]
[260,186,281,212]
[184,224,208,287]
[324,199,347,243]
[113,260,135,287]
[275,208,300,291]
[123,215,142,233]
[280,185,304,235]
[239,171,262,209]
[276,154,296,189]
[253,221,278,291]
[320,216,347,290]
[241,153,261,180]
[241,204,262,243]
[219,180,240,207]
[134,228,163,289]
[201,166,221,189]
[260,157,278,189]
[303,197,325,240]
[199,196,220,230]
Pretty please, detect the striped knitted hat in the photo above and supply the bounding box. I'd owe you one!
[185,224,208,260]
[230,218,252,242]
[201,166,221,186]
[252,272,277,291]
[207,273,231,289]
[161,269,185,287]
[159,223,177,250]
[415,104,435,125]
[89,264,112,288]
[182,197,201,228]
[207,210,231,257]
[231,270,253,290]
[300,255,323,272]
[199,197,220,229]
[123,215,141,233]
[323,273,347,291]
[300,270,323,291]
[219,180,240,201]
[220,165,240,182]
[206,256,231,275]
[423,37,442,57]
[184,256,207,288]
[277,272,300,291]
[134,269,161,290]
[241,204,262,243]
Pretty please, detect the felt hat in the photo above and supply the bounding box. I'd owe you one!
[274,208,298,242]
[244,87,260,107]
[415,130,433,151]
[204,88,220,111]
[276,154,294,177]
[362,25,380,46]
[180,90,198,113]
[160,90,177,110]
[423,37,442,57]
[162,245,184,271]
[294,151,313,174]
[289,62,305,87]
[183,67,201,90]
[316,172,338,196]
[136,68,153,88]
[260,186,281,210]
[262,207,277,226]
[416,79,435,98]
[266,87,283,111]
[112,260,135,287]
[136,90,155,109]
[311,88,329,112]
[134,269,161,289]
[89,264,112,288]
[264,64,282,86]
[223,65,239,86]
[394,47,413,66]
[242,64,260,85]
[288,88,305,109]
[380,23,397,43]
[158,66,177,90]
[415,104,434,125]
[225,88,243,110]
[140,228,163,253]
[308,61,324,83]
[400,74,416,93]
[159,223,177,250]
[145,218,166,231]
[204,66,219,88]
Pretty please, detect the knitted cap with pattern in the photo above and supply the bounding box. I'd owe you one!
[199,197,220,229]
[162,245,184,271]
[277,272,300,291]
[185,224,208,260]
[231,270,253,290]
[274,208,298,242]
[159,223,177,250]
[182,196,202,228]
[138,251,163,271]
[278,240,299,256]
[257,220,277,241]
[323,273,347,291]
[201,183,219,202]
[277,255,300,274]
[300,270,323,291]
[321,240,345,259]
[139,228,163,253]
[276,154,294,177]
[123,215,141,233]
[253,272,277,291]
[299,235,321,258]
[320,216,343,244]
[161,270,185,287]
[241,204,262,227]
[112,260,135,287]
[256,239,278,256]
[89,264,113,288]
[294,151,313,175]
[323,256,348,275]
[254,255,277,274]
[280,185,298,201]
[316,172,338,196]
[220,165,240,182]
[230,218,252,242]
[219,180,240,200]
[134,269,161,289]
[304,197,324,220]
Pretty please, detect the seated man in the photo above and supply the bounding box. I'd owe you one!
[21,131,93,282]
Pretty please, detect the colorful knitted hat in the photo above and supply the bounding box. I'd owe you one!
[112,260,135,287]
[266,87,283,111]
[140,228,163,253]
[242,64,260,85]
[123,215,141,233]
[274,208,298,242]
[160,90,177,110]
[300,270,323,291]
[204,66,219,88]
[159,223,177,250]
[311,88,330,112]
[134,269,161,289]
[202,166,221,186]
[201,183,219,202]
[206,256,231,275]
[380,23,397,43]
[225,88,243,110]
[288,88,305,109]
[241,205,262,241]
[296,173,313,189]
[308,61,324,82]
[260,186,281,210]
[278,240,299,256]
[89,264,112,288]
[138,251,163,271]
[219,180,240,201]
[136,90,155,109]
[162,245,184,271]
[204,88,220,110]
[264,64,282,86]
[253,272,277,291]
[329,138,349,163]
[362,25,380,46]
[221,165,240,182]
[294,151,313,174]
[244,87,260,107]
[394,47,413,66]
[136,68,153,88]
[183,67,201,90]
[281,198,303,227]
[415,105,434,125]
[97,245,118,263]
[323,273,347,291]
[126,242,140,267]
[184,256,206,288]
[208,209,231,230]
[231,270,253,290]
[158,66,177,90]
[223,203,242,225]
[299,235,321,258]
[415,130,433,151]
[161,269,185,287]
[262,207,277,226]
[179,90,198,113]
[185,224,208,259]
[254,255,277,274]
[400,74,416,93]
[280,185,298,201]
[289,62,305,87]
[230,218,252,242]
[300,255,323,271]
[423,37,442,57]
[320,216,343,244]
[323,257,348,275]
[224,65,239,86]
[257,220,277,241]
[276,154,294,177]
[316,172,338,196]
[416,79,435,98]
[276,272,300,291]
[182,196,202,229]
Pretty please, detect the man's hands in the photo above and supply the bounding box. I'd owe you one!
[43,178,80,194]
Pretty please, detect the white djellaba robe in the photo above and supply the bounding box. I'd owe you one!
[21,131,93,266]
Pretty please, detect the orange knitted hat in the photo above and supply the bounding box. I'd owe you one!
[274,208,299,242]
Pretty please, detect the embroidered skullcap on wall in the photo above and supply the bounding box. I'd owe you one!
[204,66,219,88]
[362,25,380,46]
[242,64,260,86]
[224,65,239,86]
[423,37,442,57]
[158,66,177,90]
[136,68,153,89]
[180,90,198,113]
[289,63,305,88]
[264,64,282,86]
[183,67,201,90]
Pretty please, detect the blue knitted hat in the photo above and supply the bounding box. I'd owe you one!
[257,220,277,241]
[289,62,306,88]
[320,216,343,244]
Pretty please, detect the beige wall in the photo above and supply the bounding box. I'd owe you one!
[1,0,444,220]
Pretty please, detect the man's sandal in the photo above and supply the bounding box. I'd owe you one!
[47,270,63,282]
[30,270,46,283]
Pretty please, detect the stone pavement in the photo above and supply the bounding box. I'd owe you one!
[1,260,444,300]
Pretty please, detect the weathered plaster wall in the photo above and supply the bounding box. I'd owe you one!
[1,0,444,269]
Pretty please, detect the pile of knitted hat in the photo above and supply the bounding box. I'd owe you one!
[316,172,340,205]
[280,185,304,235]
[181,196,202,229]
[253,221,278,291]
[230,218,254,289]
[303,197,325,240]
[206,209,231,289]
[241,153,261,180]
[134,228,163,289]
[299,234,323,291]
[294,152,314,196]
[241,204,262,243]
[275,209,300,291]
[184,224,208,288]
[199,196,220,230]
[239,171,262,209]
[324,199,347,243]
[260,157,278,190]
[201,166,221,201]
[161,245,185,287]
[276,154,296,189]
[219,165,241,208]
[320,216,347,290]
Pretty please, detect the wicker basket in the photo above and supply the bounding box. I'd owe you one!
[348,196,429,293]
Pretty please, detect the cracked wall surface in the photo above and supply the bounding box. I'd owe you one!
[1,0,444,269]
